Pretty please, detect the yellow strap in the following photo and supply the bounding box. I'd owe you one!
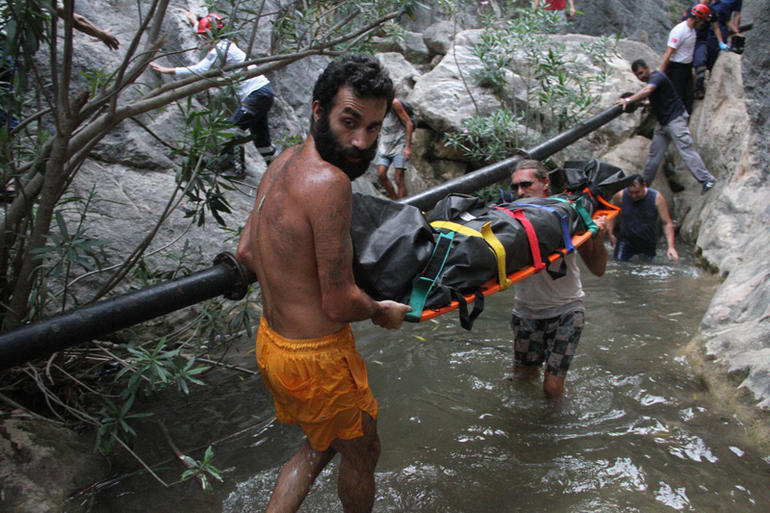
[431,220,512,290]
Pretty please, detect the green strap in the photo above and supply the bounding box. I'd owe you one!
[550,196,598,234]
[405,231,455,322]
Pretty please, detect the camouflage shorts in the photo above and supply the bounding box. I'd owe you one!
[510,310,585,378]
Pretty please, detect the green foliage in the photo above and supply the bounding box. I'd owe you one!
[180,446,224,492]
[27,188,108,317]
[272,0,416,53]
[444,107,528,165]
[95,394,153,454]
[172,97,237,227]
[115,338,210,398]
[80,68,116,98]
[445,6,618,165]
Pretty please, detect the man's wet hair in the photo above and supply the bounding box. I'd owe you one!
[311,54,394,124]
[631,59,648,73]
[514,159,549,181]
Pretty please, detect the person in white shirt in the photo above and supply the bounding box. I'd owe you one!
[151,12,275,177]
[659,5,711,114]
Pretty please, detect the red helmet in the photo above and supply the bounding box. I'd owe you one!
[196,14,225,35]
[691,4,710,20]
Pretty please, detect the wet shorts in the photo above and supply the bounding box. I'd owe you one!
[256,317,378,451]
[510,310,585,378]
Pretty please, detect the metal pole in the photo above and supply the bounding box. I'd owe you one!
[0,105,626,370]
[401,104,624,210]
[0,253,251,370]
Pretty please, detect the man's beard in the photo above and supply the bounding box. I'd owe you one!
[312,112,378,181]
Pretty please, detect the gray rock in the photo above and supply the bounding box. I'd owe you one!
[403,31,432,64]
[376,52,421,97]
[0,419,107,513]
[423,20,456,56]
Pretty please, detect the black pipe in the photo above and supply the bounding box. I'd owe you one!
[0,104,626,370]
[0,253,251,370]
[401,104,624,210]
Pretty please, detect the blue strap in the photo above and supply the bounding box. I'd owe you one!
[512,202,576,253]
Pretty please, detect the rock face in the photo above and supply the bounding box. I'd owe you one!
[684,4,770,415]
[0,419,107,512]
[569,0,673,49]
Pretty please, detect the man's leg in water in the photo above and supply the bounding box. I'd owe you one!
[265,441,336,513]
[330,412,381,513]
[264,412,380,513]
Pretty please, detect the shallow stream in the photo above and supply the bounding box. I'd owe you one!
[73,246,770,512]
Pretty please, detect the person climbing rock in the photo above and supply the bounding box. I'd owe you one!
[150,12,276,178]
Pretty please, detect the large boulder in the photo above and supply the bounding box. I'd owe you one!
[409,30,644,162]
[375,52,421,97]
[0,419,107,513]
[422,20,456,57]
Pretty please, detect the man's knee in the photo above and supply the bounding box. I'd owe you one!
[376,165,388,180]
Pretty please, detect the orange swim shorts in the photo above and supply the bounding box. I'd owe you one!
[256,317,378,451]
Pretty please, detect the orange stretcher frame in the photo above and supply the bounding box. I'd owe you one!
[419,198,619,322]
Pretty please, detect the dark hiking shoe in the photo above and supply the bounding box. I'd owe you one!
[258,145,277,164]
[221,146,247,179]
[694,89,705,100]
[701,180,716,195]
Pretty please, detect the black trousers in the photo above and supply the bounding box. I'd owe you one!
[666,61,694,115]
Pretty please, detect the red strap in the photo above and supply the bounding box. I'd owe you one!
[492,206,546,271]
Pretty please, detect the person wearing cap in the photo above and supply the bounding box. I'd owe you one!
[150,11,276,176]
[660,3,711,114]
[616,59,717,194]
[686,1,728,100]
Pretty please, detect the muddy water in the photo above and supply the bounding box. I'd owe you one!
[75,248,770,512]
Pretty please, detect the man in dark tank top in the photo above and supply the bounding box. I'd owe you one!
[608,175,679,261]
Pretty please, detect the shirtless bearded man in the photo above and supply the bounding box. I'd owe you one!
[236,54,411,513]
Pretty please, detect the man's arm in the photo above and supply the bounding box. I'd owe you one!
[577,216,608,277]
[392,99,414,160]
[57,7,120,50]
[659,45,675,74]
[568,0,576,17]
[615,82,657,111]
[151,46,218,75]
[655,192,679,260]
[533,0,541,10]
[607,191,622,247]
[711,20,726,45]
[310,172,410,328]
